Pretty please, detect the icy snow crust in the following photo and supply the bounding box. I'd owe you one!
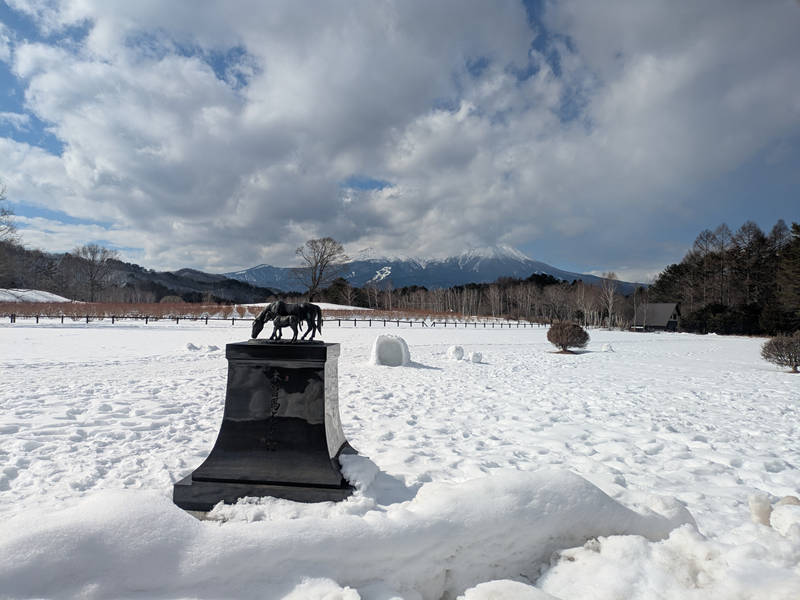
[1,323,799,599]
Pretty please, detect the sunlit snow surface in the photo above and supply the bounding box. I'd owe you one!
[1,322,799,599]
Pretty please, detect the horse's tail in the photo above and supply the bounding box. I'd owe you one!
[316,305,323,333]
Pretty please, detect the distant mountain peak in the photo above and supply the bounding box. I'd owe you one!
[349,247,426,266]
[459,244,533,265]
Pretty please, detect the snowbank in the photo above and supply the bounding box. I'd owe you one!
[0,469,692,600]
[0,289,71,303]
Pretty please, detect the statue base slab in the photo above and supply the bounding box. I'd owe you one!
[173,341,355,511]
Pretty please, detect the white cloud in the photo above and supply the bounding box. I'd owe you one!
[0,111,30,128]
[0,21,11,63]
[2,0,800,274]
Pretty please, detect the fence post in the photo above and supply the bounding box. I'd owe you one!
[396,320,399,327]
[86,315,89,323]
[176,317,179,324]
[369,319,372,327]
[354,319,357,327]
[36,316,39,323]
[145,316,148,324]
[112,316,115,324]
[205,317,208,325]
[61,316,64,324]
[232,318,235,325]
[11,314,16,323]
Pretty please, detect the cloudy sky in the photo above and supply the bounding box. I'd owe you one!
[1,0,799,281]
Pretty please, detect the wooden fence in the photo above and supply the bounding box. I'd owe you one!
[4,313,548,329]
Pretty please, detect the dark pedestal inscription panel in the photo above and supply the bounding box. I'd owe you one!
[173,341,355,511]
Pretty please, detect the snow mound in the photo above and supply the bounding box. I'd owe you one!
[468,351,482,363]
[0,289,71,303]
[458,580,558,599]
[370,335,410,367]
[0,470,693,600]
[771,505,800,537]
[447,345,464,360]
[536,523,800,600]
[602,343,614,352]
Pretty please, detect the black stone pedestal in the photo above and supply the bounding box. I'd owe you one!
[173,341,355,511]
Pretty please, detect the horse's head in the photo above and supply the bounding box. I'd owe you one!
[252,309,279,338]
[251,318,264,339]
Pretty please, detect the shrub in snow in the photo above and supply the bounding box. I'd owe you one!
[760,332,800,373]
[467,351,482,363]
[447,345,464,360]
[547,321,590,353]
[370,335,410,367]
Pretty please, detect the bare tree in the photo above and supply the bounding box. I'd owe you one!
[599,271,620,328]
[0,181,19,245]
[339,281,357,306]
[290,237,349,301]
[0,181,21,286]
[71,243,120,302]
[485,284,503,317]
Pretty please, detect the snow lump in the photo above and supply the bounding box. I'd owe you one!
[370,335,411,367]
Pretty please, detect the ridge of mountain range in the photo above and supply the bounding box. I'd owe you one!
[224,244,635,294]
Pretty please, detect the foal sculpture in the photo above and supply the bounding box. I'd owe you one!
[268,314,301,341]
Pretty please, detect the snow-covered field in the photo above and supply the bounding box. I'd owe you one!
[1,321,798,599]
[0,289,71,303]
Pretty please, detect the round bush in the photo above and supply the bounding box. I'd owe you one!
[547,321,590,352]
[761,332,800,373]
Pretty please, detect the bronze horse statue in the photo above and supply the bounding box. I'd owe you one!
[252,301,323,341]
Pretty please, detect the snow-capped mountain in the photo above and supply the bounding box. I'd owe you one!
[224,244,631,292]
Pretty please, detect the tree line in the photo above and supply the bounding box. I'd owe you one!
[309,271,634,327]
[0,184,273,304]
[648,219,800,335]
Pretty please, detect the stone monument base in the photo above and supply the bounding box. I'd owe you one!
[173,473,354,512]
[173,341,355,512]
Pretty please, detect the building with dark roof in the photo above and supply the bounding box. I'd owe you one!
[633,303,680,332]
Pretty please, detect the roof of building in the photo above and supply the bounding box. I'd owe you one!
[633,303,679,328]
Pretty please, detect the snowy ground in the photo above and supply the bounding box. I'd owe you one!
[0,289,72,303]
[1,320,799,599]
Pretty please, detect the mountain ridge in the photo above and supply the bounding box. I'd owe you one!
[224,245,635,294]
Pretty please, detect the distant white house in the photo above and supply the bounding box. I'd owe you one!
[633,303,680,332]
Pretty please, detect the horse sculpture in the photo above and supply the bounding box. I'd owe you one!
[268,314,301,342]
[251,301,323,341]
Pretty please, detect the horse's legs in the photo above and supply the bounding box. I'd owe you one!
[304,315,315,339]
[291,323,298,342]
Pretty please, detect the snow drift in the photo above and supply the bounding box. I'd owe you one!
[0,469,692,600]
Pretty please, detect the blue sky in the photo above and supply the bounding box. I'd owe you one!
[1,0,799,281]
